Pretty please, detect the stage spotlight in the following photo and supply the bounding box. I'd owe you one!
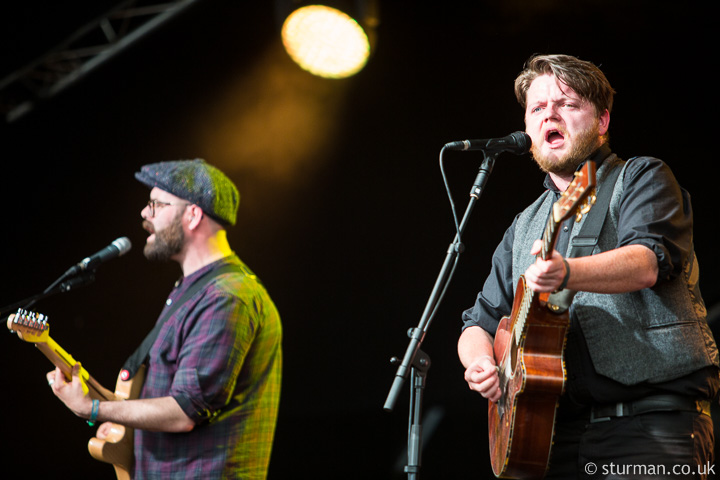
[278,1,378,79]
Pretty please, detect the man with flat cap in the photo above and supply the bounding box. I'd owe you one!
[47,159,282,479]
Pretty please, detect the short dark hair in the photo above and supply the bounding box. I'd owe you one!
[514,54,615,116]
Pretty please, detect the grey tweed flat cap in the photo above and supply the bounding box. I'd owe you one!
[135,159,239,226]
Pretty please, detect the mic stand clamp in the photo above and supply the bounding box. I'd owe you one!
[58,271,96,292]
[384,151,498,479]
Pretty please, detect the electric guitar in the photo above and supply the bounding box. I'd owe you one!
[488,161,596,479]
[7,309,145,480]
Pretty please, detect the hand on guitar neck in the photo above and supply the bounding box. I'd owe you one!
[47,363,118,445]
[47,362,100,424]
[524,239,570,293]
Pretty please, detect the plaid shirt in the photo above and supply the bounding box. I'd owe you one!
[133,255,282,479]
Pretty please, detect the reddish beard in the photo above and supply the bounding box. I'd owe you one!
[531,119,601,176]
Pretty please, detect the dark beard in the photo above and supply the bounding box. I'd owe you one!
[531,120,600,176]
[143,211,185,262]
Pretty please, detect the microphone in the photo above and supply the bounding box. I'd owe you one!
[64,237,132,276]
[444,131,532,155]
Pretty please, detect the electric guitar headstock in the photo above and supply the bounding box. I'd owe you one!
[7,308,102,397]
[7,309,51,345]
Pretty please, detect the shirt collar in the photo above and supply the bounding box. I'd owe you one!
[173,254,238,288]
[543,143,613,193]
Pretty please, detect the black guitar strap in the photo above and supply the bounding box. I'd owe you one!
[121,264,244,380]
[547,160,624,311]
[569,160,624,259]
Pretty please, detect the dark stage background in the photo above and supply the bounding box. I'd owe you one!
[2,1,717,479]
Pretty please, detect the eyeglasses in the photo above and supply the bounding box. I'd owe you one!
[146,199,191,217]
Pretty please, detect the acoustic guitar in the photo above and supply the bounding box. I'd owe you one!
[488,160,596,479]
[7,309,145,480]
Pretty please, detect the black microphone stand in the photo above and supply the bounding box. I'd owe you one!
[0,270,96,318]
[384,150,497,479]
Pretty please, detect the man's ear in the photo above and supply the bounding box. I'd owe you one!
[598,108,610,136]
[186,204,204,230]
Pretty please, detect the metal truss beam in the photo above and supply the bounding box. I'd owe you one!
[0,0,201,123]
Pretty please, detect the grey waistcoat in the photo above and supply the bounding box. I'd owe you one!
[512,156,718,385]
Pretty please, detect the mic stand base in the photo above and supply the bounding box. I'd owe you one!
[405,348,430,480]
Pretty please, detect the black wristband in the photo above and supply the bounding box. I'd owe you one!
[556,258,570,292]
